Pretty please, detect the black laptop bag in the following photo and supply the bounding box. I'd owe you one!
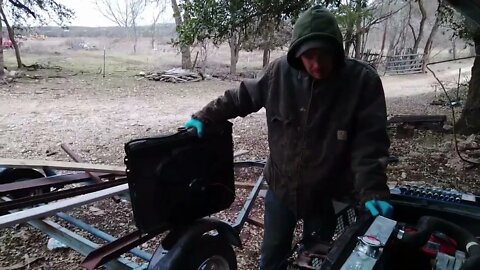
[124,122,235,233]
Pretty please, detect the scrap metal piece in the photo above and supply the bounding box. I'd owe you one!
[82,230,156,270]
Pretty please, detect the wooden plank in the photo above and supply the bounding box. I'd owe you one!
[388,115,447,124]
[1,150,248,175]
[0,158,126,175]
[386,53,424,58]
[246,217,264,228]
[0,184,129,229]
[235,181,268,189]
[233,150,249,158]
[386,63,423,69]
[1,154,259,191]
[235,181,255,189]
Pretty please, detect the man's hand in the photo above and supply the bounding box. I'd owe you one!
[184,118,204,138]
[365,200,393,218]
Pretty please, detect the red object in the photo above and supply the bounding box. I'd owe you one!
[2,40,12,49]
[403,226,457,257]
[421,232,457,257]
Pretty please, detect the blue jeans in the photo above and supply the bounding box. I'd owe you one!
[259,189,336,270]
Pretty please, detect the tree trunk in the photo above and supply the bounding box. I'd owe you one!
[151,10,161,50]
[0,0,4,79]
[455,32,480,135]
[262,48,270,68]
[133,23,137,54]
[262,21,272,67]
[171,0,192,69]
[361,28,370,59]
[452,38,456,59]
[379,0,391,57]
[354,32,362,59]
[0,6,21,68]
[229,33,240,74]
[422,13,441,72]
[344,29,354,57]
[200,41,208,74]
[353,0,363,59]
[413,0,427,53]
[151,24,156,50]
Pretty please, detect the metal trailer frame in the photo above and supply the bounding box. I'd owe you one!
[80,160,268,270]
[0,158,268,270]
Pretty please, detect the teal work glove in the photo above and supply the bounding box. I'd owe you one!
[365,200,393,218]
[184,118,204,138]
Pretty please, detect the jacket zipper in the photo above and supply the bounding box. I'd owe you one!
[300,79,315,161]
[296,80,314,217]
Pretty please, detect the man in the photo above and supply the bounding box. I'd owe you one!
[185,6,393,270]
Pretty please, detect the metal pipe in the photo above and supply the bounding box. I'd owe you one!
[56,212,152,261]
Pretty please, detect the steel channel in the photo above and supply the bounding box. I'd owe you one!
[56,212,152,261]
[0,178,127,213]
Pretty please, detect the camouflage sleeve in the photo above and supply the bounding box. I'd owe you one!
[192,65,271,123]
[351,72,391,204]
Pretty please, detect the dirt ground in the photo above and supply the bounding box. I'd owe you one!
[0,45,479,269]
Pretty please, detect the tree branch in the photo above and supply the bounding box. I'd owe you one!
[408,23,417,42]
[355,2,408,36]
[8,0,36,18]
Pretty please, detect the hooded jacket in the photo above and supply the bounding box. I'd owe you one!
[193,6,390,218]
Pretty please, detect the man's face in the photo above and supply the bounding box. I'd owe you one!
[300,48,334,80]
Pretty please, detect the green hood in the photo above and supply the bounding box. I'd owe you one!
[287,6,345,70]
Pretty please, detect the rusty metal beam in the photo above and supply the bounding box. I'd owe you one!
[246,217,264,228]
[0,172,112,195]
[81,230,157,270]
[0,178,127,213]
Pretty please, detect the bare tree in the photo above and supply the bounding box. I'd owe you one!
[343,0,406,58]
[379,0,391,57]
[150,1,166,50]
[96,0,146,53]
[407,0,427,53]
[422,0,443,71]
